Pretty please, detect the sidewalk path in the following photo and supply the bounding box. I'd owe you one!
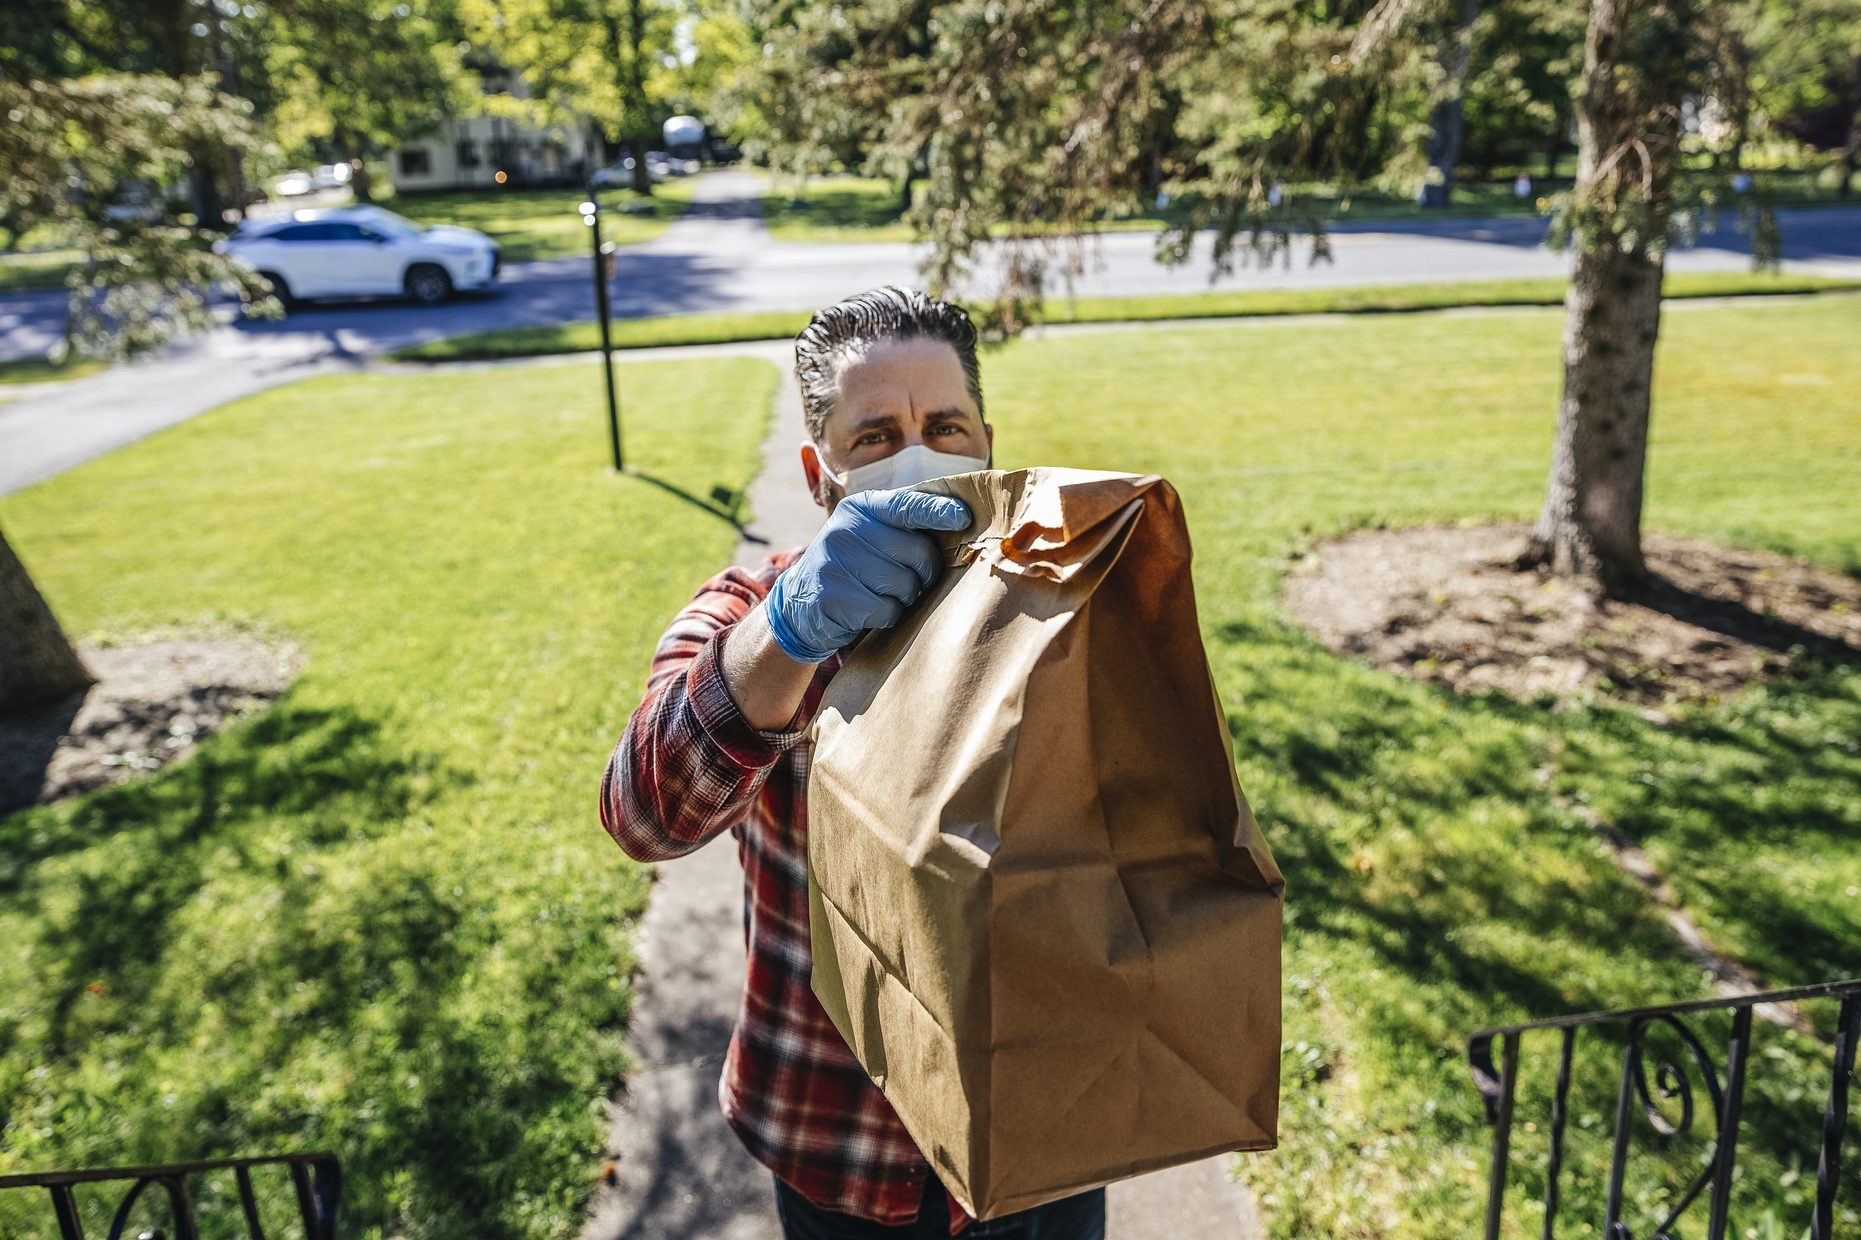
[578,349,1266,1239]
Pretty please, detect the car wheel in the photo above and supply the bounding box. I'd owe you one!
[405,263,453,306]
[255,270,299,311]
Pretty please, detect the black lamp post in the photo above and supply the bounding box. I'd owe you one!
[580,195,623,470]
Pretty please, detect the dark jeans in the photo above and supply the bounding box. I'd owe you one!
[772,1170,1107,1239]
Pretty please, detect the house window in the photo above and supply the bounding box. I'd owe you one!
[398,147,432,176]
[456,138,480,169]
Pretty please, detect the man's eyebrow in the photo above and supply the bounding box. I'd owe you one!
[848,411,901,433]
[923,407,975,421]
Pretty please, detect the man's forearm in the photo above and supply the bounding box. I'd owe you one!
[721,601,821,730]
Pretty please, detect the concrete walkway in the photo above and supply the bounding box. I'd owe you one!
[578,357,1267,1239]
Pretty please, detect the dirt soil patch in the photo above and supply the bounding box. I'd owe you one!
[1280,521,1860,712]
[0,631,305,816]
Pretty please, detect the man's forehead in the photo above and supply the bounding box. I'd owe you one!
[829,341,977,430]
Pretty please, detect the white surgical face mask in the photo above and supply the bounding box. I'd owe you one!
[824,441,990,498]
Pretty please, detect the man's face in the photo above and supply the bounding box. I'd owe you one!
[800,336,994,510]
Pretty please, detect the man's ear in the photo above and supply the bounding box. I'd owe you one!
[799,441,830,511]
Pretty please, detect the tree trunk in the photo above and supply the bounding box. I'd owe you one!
[1841,54,1861,198]
[1420,0,1479,208]
[1517,0,1692,597]
[0,526,94,717]
[625,0,654,197]
[336,131,374,202]
[1521,242,1664,594]
[626,137,649,195]
[186,154,227,229]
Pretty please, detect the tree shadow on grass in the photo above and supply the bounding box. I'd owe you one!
[0,694,469,1063]
[0,696,599,1236]
[1212,612,1861,1232]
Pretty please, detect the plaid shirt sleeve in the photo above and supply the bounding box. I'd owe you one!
[599,558,809,863]
[599,553,982,1235]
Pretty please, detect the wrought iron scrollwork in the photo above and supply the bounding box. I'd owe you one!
[1469,978,1859,1240]
[1602,1010,1740,1240]
[0,1151,340,1240]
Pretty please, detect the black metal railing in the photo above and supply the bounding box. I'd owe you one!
[0,1151,340,1240]
[1469,979,1859,1240]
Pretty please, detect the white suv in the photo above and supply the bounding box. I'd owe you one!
[218,205,501,308]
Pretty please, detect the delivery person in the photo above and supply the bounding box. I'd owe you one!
[600,285,1108,1239]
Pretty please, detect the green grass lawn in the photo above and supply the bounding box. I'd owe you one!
[0,357,777,1238]
[975,296,1861,1237]
[388,273,1861,363]
[2,296,1856,1238]
[0,354,108,386]
[0,249,82,294]
[757,162,1860,243]
[382,178,703,261]
[758,173,1172,243]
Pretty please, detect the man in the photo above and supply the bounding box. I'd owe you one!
[600,286,1108,1238]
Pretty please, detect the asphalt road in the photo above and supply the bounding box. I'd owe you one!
[2,169,1857,495]
[4,171,1858,364]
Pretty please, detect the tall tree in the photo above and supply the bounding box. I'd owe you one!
[1420,0,1483,205]
[0,72,281,712]
[1744,0,1861,195]
[657,1,758,133]
[747,0,1420,333]
[1459,0,1587,180]
[0,529,93,717]
[0,73,280,360]
[261,0,475,202]
[1516,0,1709,593]
[749,0,1785,598]
[461,0,681,193]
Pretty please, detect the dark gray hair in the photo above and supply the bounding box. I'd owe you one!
[793,285,986,444]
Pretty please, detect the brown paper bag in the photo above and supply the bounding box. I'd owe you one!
[806,467,1284,1220]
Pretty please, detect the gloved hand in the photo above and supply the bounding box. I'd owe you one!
[763,487,973,664]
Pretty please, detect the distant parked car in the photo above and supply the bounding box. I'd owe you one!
[310,163,354,190]
[589,155,668,188]
[273,169,316,197]
[214,204,500,308]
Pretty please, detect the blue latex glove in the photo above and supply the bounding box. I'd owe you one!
[764,487,973,664]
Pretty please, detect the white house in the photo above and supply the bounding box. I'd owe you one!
[390,61,605,192]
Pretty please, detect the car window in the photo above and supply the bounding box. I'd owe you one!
[362,211,424,238]
[325,223,372,242]
[266,224,325,242]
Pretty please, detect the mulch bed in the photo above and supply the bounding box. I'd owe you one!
[0,631,305,816]
[1279,520,1861,714]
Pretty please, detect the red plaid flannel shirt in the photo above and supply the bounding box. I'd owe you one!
[599,548,978,1235]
